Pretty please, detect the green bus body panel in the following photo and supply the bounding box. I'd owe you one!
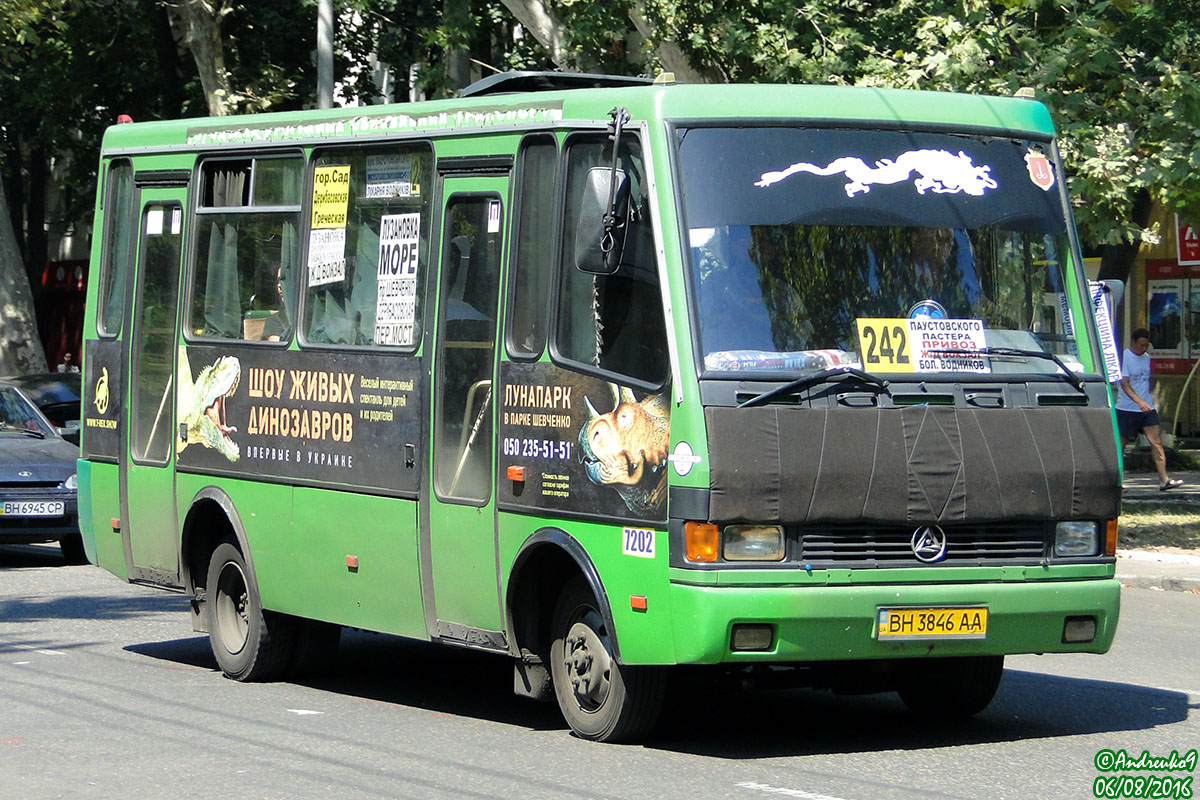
[425,174,512,639]
[667,577,1120,665]
[99,84,1055,155]
[78,460,127,579]
[174,475,427,639]
[497,513,678,664]
[126,462,179,575]
[668,562,1115,587]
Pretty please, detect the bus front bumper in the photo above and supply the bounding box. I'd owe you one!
[666,576,1120,664]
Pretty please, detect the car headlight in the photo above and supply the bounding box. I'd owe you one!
[1055,521,1098,557]
[723,525,786,561]
[64,473,78,490]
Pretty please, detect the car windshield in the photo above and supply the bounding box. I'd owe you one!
[0,386,54,435]
[675,125,1098,379]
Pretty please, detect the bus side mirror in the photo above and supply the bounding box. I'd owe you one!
[574,167,629,275]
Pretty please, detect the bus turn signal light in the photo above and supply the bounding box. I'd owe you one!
[1105,519,1118,557]
[685,522,719,563]
[507,465,525,482]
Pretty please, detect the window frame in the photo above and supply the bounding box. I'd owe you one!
[504,132,559,361]
[96,158,135,339]
[183,151,305,347]
[129,200,185,467]
[547,128,670,393]
[431,191,506,506]
[297,140,436,354]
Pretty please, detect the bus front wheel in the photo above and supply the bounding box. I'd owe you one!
[549,576,665,742]
[206,542,294,681]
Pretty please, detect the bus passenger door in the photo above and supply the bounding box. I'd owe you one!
[424,178,508,647]
[119,186,186,586]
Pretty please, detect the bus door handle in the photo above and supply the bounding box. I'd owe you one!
[405,443,416,469]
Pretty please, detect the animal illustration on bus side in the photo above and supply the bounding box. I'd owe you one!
[578,383,670,515]
[176,346,242,462]
[755,149,998,197]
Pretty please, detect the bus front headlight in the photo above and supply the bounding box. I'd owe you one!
[723,525,785,561]
[1054,521,1098,557]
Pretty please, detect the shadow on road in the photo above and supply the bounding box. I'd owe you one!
[124,628,1192,750]
[0,543,72,569]
[127,629,566,733]
[1,591,187,622]
[651,668,1195,758]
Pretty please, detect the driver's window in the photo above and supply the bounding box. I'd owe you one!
[555,135,667,387]
[433,196,503,502]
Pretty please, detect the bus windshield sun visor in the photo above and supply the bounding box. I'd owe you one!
[705,405,1120,525]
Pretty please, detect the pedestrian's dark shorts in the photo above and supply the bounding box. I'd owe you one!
[1116,408,1160,439]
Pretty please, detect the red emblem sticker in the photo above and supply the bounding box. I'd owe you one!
[1025,150,1055,191]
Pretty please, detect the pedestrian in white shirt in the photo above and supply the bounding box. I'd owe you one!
[1115,328,1182,490]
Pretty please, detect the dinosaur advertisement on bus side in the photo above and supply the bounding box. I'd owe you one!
[579,383,670,515]
[498,362,670,521]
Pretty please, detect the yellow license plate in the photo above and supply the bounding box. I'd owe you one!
[876,607,988,641]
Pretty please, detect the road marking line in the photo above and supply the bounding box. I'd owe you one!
[11,645,66,655]
[286,709,324,716]
[736,781,853,800]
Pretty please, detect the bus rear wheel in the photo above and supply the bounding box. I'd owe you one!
[206,542,294,681]
[896,655,1004,719]
[549,576,665,742]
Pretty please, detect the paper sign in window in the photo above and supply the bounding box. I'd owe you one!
[374,213,421,346]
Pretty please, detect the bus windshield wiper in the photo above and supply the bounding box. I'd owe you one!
[925,347,1087,393]
[737,366,890,409]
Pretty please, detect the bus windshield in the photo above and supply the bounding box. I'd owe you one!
[676,125,1097,378]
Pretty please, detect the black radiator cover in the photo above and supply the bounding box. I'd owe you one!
[705,405,1120,524]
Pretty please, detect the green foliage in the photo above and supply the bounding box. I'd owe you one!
[629,0,1200,248]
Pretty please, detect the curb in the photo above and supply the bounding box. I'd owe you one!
[1116,572,1200,593]
[1114,550,1200,593]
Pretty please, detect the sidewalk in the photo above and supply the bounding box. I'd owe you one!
[1118,467,1200,593]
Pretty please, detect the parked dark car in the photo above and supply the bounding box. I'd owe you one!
[0,380,84,563]
[4,372,81,445]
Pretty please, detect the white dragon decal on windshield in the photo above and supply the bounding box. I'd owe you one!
[755,149,997,197]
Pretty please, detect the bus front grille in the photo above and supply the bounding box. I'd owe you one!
[798,522,1049,566]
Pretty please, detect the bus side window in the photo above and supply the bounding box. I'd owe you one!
[507,135,557,358]
[301,145,433,349]
[97,160,135,337]
[188,156,303,342]
[554,135,667,386]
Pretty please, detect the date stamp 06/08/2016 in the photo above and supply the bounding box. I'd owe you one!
[1092,749,1197,799]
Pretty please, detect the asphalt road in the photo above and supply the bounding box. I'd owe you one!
[2,544,1197,800]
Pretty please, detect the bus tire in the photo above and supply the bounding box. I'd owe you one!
[549,575,665,742]
[206,542,294,681]
[59,533,87,565]
[897,655,1004,719]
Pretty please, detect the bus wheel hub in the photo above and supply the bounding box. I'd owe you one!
[564,622,611,709]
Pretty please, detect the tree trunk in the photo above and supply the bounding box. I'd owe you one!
[168,0,234,116]
[627,0,721,83]
[26,146,47,298]
[1096,188,1154,283]
[0,176,48,375]
[445,0,473,91]
[152,3,186,119]
[499,0,568,68]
